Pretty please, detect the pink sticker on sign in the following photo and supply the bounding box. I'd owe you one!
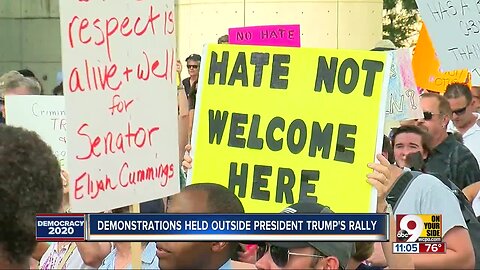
[228,25,301,47]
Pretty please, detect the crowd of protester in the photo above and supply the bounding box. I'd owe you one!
[0,35,479,270]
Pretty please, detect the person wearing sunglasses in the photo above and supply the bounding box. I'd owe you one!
[182,53,201,97]
[444,83,480,168]
[414,92,480,190]
[255,202,354,270]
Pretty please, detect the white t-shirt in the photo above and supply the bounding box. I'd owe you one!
[473,190,480,217]
[448,113,480,167]
[39,242,93,270]
[394,173,467,236]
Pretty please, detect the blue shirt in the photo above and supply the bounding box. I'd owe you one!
[99,242,159,269]
[219,259,232,270]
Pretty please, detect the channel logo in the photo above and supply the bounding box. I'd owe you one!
[396,214,442,243]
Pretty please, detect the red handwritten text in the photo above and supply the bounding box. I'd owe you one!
[75,122,160,160]
[73,161,175,200]
[68,5,174,61]
[119,161,174,188]
[109,94,134,115]
[74,172,118,200]
[69,60,122,92]
[68,48,174,92]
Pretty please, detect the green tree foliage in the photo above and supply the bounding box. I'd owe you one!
[383,0,419,47]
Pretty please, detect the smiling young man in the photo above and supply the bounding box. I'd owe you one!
[444,83,480,167]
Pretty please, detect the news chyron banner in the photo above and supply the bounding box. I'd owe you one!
[59,0,180,212]
[189,44,391,213]
[36,213,389,241]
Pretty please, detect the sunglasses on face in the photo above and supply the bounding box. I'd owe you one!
[452,106,467,116]
[422,111,440,121]
[187,65,198,69]
[256,243,325,267]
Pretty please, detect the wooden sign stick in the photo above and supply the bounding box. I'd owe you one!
[129,204,142,269]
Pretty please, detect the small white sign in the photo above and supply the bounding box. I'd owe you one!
[6,95,68,169]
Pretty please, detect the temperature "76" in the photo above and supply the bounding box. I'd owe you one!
[419,242,446,253]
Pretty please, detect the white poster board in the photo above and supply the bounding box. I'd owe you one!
[59,0,180,212]
[5,95,68,169]
[416,0,480,71]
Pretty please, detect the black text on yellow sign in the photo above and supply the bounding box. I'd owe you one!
[191,45,389,213]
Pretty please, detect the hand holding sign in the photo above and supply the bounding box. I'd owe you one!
[176,60,182,74]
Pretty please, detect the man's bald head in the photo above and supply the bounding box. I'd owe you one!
[158,183,244,270]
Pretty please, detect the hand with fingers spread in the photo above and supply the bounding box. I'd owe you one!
[182,144,193,171]
[367,154,403,213]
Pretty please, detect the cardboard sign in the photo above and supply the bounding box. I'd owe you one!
[416,0,480,71]
[384,49,423,134]
[412,23,470,93]
[60,0,180,212]
[228,25,301,47]
[189,44,391,213]
[5,95,68,169]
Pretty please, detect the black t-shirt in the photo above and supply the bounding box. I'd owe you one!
[182,77,195,96]
[182,77,197,110]
[188,94,196,110]
[425,133,480,189]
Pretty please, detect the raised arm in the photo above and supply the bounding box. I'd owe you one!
[368,154,414,269]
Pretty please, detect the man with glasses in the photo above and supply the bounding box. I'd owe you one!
[444,83,480,168]
[182,54,201,97]
[255,202,354,270]
[415,92,480,189]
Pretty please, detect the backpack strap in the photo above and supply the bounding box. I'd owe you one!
[387,171,422,212]
[425,171,478,223]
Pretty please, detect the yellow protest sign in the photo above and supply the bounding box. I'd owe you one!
[189,44,390,213]
[412,23,470,93]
